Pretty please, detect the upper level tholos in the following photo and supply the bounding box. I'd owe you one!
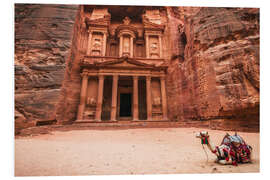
[79,6,168,66]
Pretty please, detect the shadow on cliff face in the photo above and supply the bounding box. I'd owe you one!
[166,7,259,132]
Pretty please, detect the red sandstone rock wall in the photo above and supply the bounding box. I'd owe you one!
[55,6,86,124]
[166,7,259,131]
[15,5,260,132]
[15,4,78,133]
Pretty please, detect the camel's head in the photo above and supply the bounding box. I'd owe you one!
[196,131,210,144]
[195,131,209,139]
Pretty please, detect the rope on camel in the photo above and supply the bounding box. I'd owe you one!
[202,144,208,163]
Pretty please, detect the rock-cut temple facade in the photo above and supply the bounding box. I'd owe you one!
[76,6,169,122]
[15,5,259,132]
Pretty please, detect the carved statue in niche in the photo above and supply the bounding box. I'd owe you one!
[149,36,159,58]
[123,16,131,25]
[123,36,130,56]
[150,42,158,51]
[86,97,96,106]
[91,37,102,56]
[153,97,161,107]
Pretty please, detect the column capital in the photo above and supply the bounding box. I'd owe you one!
[160,76,165,81]
[133,75,139,80]
[146,76,152,81]
[81,72,88,77]
[112,74,119,81]
[98,74,104,80]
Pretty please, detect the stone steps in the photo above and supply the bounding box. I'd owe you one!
[74,120,181,128]
[17,119,259,137]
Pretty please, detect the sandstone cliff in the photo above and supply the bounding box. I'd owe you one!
[166,7,259,131]
[14,5,259,133]
[15,4,78,133]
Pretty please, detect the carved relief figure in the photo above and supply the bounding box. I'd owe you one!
[91,34,103,56]
[87,97,96,106]
[123,36,130,55]
[149,36,159,58]
[153,97,161,106]
[123,16,131,25]
[150,42,158,51]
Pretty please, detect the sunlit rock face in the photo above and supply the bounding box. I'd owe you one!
[14,4,78,133]
[166,7,259,131]
[14,5,259,133]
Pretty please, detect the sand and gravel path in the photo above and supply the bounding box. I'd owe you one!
[15,128,259,176]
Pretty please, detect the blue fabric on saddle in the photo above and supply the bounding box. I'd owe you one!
[221,134,245,145]
[220,133,251,165]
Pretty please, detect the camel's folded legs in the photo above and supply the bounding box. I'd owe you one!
[218,159,232,165]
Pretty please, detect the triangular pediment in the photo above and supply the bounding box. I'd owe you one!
[108,60,140,68]
[81,57,168,70]
[95,58,155,69]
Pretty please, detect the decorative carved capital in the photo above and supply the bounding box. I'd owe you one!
[81,71,89,77]
[113,74,119,80]
[133,76,139,80]
[98,74,104,80]
[160,76,165,81]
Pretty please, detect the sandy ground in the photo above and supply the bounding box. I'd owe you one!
[15,127,260,176]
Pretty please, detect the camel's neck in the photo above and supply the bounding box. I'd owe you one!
[206,137,216,153]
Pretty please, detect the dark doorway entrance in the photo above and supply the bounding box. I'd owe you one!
[120,93,132,117]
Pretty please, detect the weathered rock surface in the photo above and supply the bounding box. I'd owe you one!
[15,5,259,133]
[166,7,259,131]
[15,4,78,133]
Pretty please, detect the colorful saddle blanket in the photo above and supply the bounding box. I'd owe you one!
[216,134,252,165]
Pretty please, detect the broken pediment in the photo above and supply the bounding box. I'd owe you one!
[144,9,162,25]
[85,8,111,27]
[142,9,165,31]
[90,8,111,20]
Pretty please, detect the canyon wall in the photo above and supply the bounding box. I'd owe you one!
[166,7,259,131]
[15,4,78,133]
[15,5,260,132]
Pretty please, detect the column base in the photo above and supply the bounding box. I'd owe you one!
[163,117,169,121]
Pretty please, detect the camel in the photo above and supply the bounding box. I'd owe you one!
[196,131,252,165]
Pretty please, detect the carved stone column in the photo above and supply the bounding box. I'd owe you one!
[103,32,107,56]
[146,76,152,120]
[158,35,163,58]
[87,30,92,55]
[95,75,104,121]
[160,76,168,120]
[77,73,89,120]
[119,36,123,57]
[82,29,88,54]
[133,76,139,121]
[110,74,118,121]
[145,35,149,58]
[130,37,134,58]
